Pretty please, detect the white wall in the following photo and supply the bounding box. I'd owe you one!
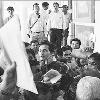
[94,1,100,53]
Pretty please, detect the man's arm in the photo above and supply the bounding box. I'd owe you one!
[0,62,17,100]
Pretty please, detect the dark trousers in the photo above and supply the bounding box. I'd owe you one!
[50,28,63,50]
[63,28,69,46]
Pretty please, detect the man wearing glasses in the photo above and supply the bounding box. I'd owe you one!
[81,52,100,78]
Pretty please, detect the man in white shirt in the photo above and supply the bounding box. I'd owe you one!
[28,3,44,43]
[4,7,14,24]
[40,2,51,38]
[47,2,64,50]
[62,5,71,46]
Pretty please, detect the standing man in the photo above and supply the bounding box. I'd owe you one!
[47,2,64,50]
[4,6,14,24]
[28,3,44,43]
[41,2,51,38]
[62,5,71,46]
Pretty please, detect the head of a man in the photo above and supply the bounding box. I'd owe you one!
[70,38,81,49]
[33,3,40,13]
[62,5,68,14]
[30,40,39,52]
[87,52,100,71]
[42,2,49,10]
[76,76,100,100]
[53,2,59,12]
[7,6,14,16]
[38,41,54,61]
[62,45,72,63]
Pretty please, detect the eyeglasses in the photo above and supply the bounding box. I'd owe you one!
[88,61,97,66]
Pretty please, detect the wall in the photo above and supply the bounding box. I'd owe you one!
[72,0,95,49]
[94,1,100,53]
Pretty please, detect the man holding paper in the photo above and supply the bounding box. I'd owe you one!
[34,40,73,100]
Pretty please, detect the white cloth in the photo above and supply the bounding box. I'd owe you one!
[0,15,38,94]
[47,11,64,31]
[28,12,43,33]
[63,13,70,30]
[40,9,50,36]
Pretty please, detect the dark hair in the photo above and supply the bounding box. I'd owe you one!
[39,40,54,53]
[70,38,81,46]
[62,45,72,52]
[62,5,68,9]
[88,52,100,71]
[42,2,49,7]
[24,42,30,48]
[33,3,39,8]
[55,48,63,57]
[53,2,59,7]
[7,6,14,11]
[26,49,34,55]
[89,52,100,65]
[0,67,4,76]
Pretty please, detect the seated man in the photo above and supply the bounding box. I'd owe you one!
[34,40,73,100]
[70,52,100,99]
[62,45,72,63]
[70,38,90,59]
[81,52,100,79]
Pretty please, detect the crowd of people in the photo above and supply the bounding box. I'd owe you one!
[0,1,100,100]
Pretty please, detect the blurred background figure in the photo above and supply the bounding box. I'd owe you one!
[41,2,51,39]
[4,6,14,24]
[47,2,64,51]
[28,3,45,43]
[62,5,71,46]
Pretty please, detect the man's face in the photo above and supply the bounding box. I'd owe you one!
[43,6,48,10]
[87,57,100,70]
[88,58,96,66]
[53,4,59,11]
[8,10,14,16]
[71,41,80,49]
[38,44,51,61]
[34,5,40,13]
[63,50,72,62]
[62,6,68,13]
[31,42,38,51]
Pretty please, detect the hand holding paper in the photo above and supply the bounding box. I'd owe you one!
[42,69,62,84]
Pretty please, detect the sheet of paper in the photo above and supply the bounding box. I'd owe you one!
[0,15,38,94]
[43,69,62,84]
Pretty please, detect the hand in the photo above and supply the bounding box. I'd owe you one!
[62,30,65,37]
[0,62,17,93]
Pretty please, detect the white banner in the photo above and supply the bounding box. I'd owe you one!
[0,15,38,94]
